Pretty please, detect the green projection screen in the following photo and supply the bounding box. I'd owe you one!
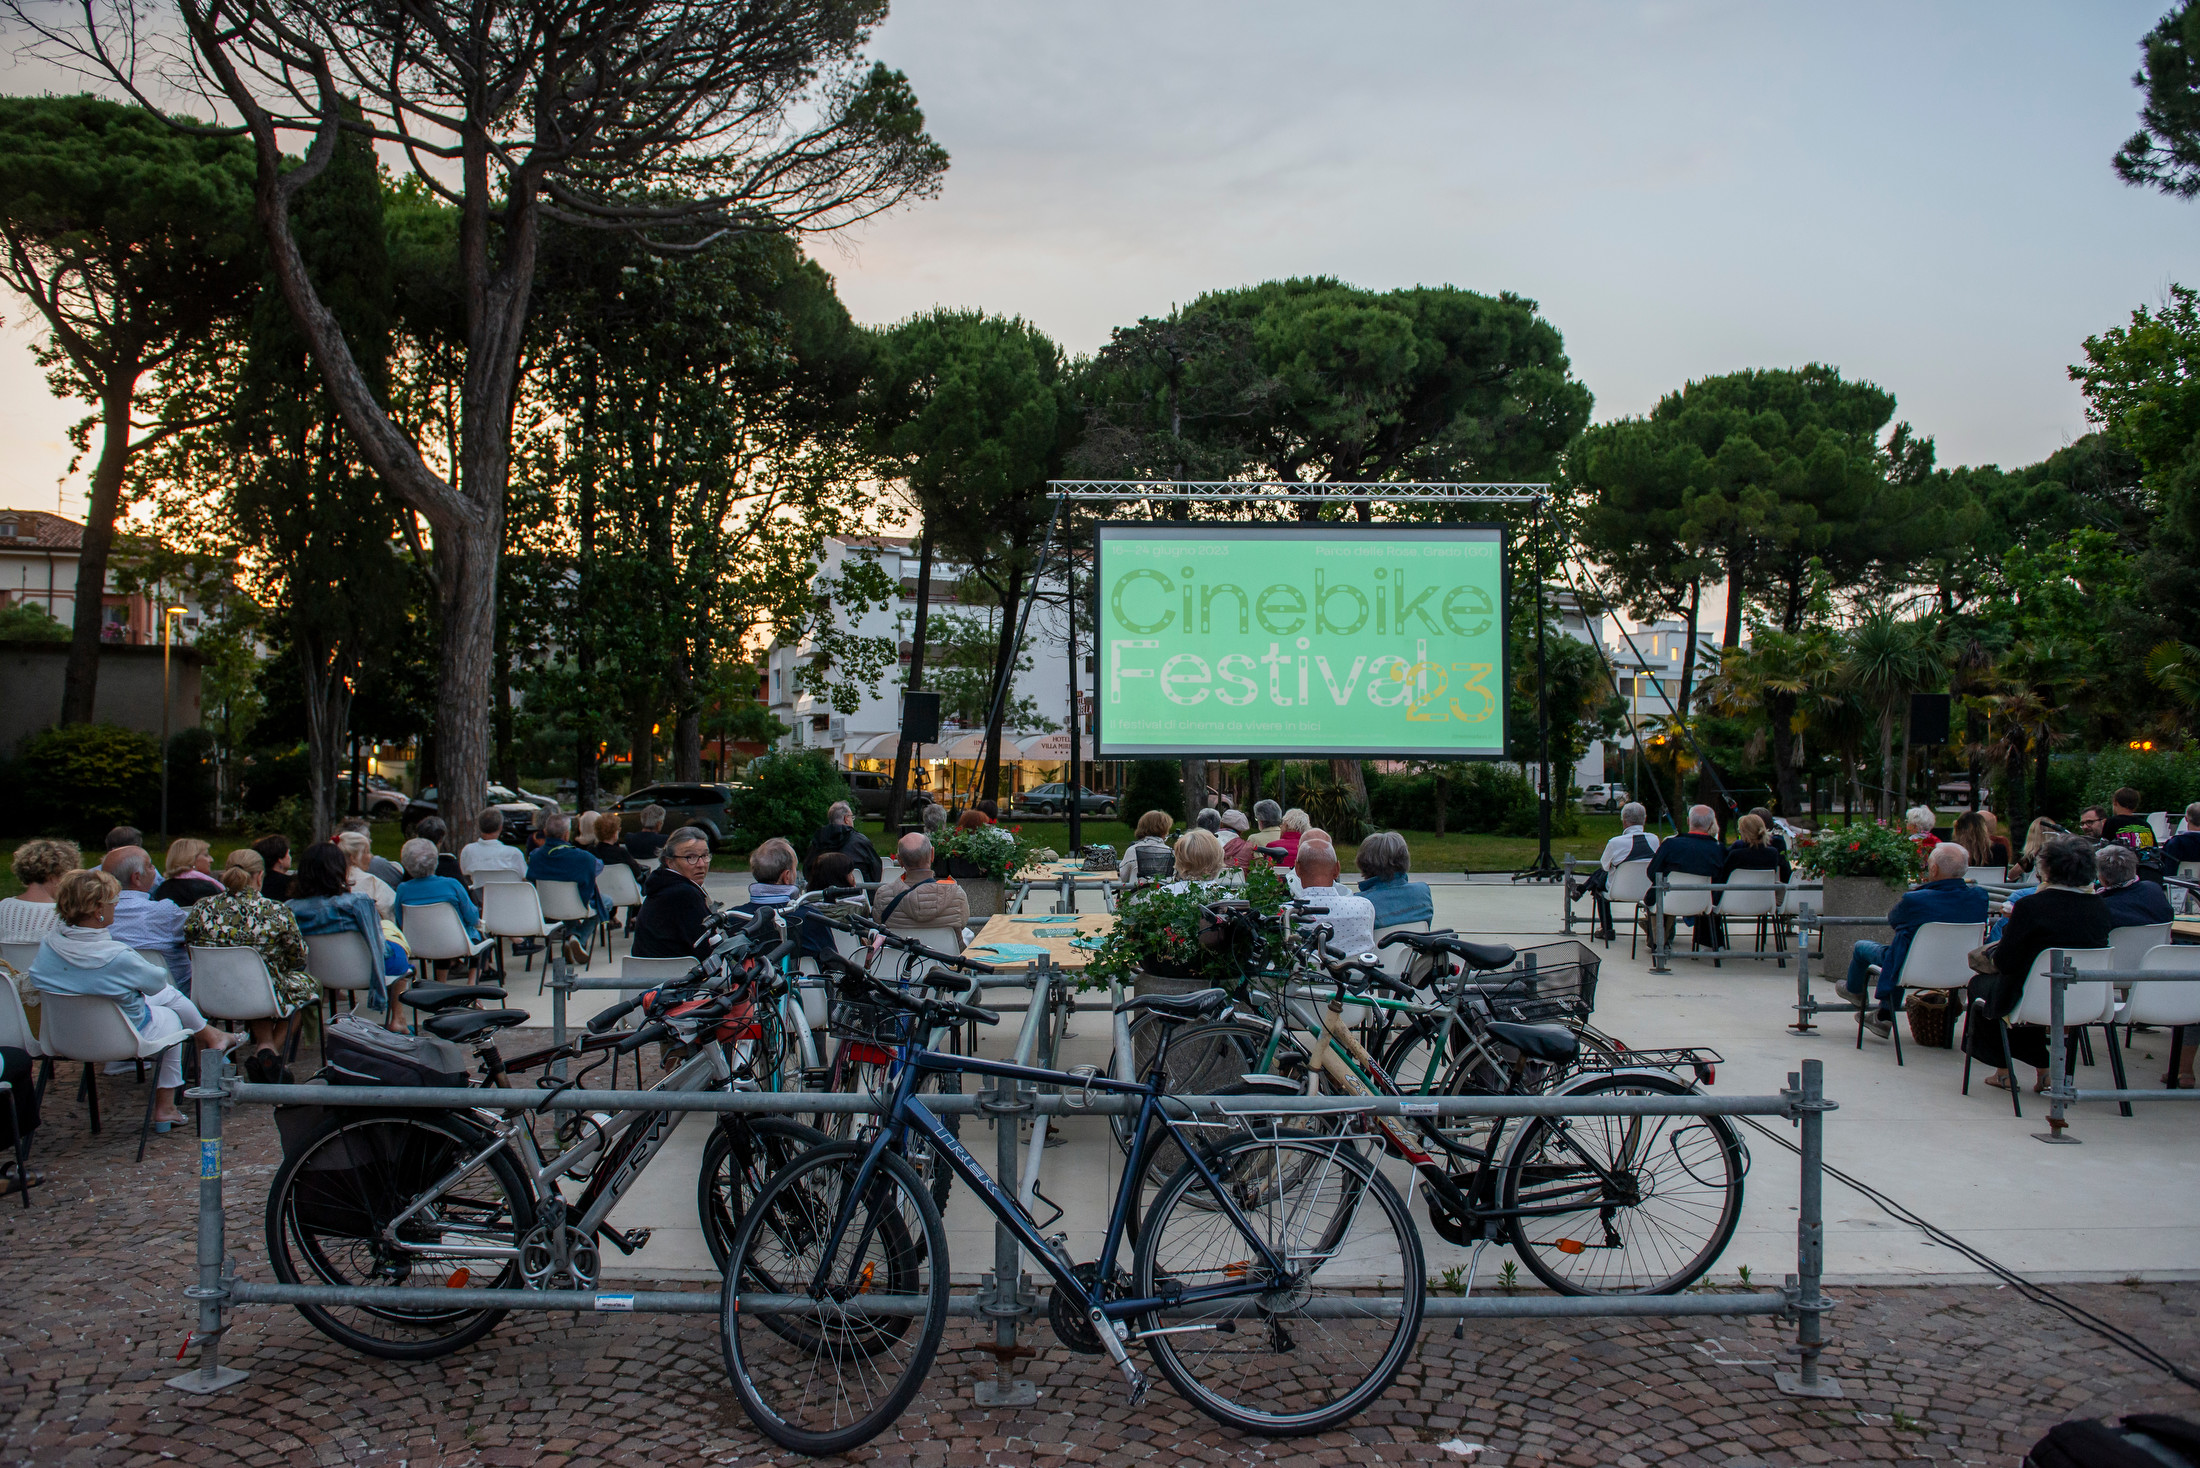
[1093,522,1509,759]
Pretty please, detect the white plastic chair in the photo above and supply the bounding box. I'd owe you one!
[1605,859,1653,957]
[188,945,298,1025]
[400,902,494,983]
[532,879,595,966]
[134,947,181,988]
[482,882,564,988]
[470,866,524,885]
[0,940,41,975]
[0,968,41,1057]
[1855,920,1980,1066]
[305,929,384,1022]
[881,924,964,980]
[2179,862,2200,916]
[595,865,644,954]
[2128,945,2200,1093]
[1653,873,1715,955]
[1965,947,2116,1116]
[1713,869,1780,958]
[1372,923,1427,981]
[37,992,190,1162]
[2147,812,2172,845]
[2109,923,2174,975]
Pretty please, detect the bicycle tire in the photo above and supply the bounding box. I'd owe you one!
[719,1142,948,1455]
[1109,1016,1275,1156]
[1134,1128,1424,1435]
[1417,1020,1627,1162]
[265,1109,534,1361]
[826,1054,961,1212]
[1503,1072,1745,1295]
[697,1116,832,1271]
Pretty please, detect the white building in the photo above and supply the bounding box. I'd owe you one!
[1604,618,1725,740]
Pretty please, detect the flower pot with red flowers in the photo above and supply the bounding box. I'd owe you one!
[1791,822,1922,982]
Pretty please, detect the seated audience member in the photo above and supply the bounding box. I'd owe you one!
[872,833,970,933]
[183,848,318,1079]
[461,808,529,880]
[338,830,398,920]
[1161,829,1225,891]
[805,801,882,886]
[592,813,644,880]
[1975,810,2012,866]
[0,1040,38,1195]
[287,841,411,1024]
[2077,805,2115,841]
[2160,801,2200,868]
[795,850,866,959]
[1720,813,1793,883]
[1248,800,1284,850]
[954,807,989,835]
[1118,811,1177,884]
[735,839,802,915]
[152,839,224,908]
[1645,805,1727,949]
[975,800,999,824]
[105,825,145,855]
[1,837,77,945]
[1275,808,1311,866]
[1903,806,1940,854]
[2012,817,2064,880]
[574,811,601,848]
[1950,812,1997,872]
[1970,835,2113,1095]
[339,816,407,888]
[394,836,485,948]
[253,834,294,900]
[922,803,949,835]
[30,868,246,1127]
[525,813,606,966]
[1568,801,1661,942]
[1294,839,1378,955]
[1355,830,1434,928]
[1747,807,1787,854]
[1194,807,1223,836]
[410,816,465,880]
[2104,787,2160,849]
[103,846,191,992]
[1219,809,1257,868]
[1837,842,1987,1039]
[2096,842,2173,928]
[623,804,670,861]
[631,828,716,958]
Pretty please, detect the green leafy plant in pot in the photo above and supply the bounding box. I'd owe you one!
[933,822,1044,919]
[1791,821,1923,980]
[1081,861,1292,993]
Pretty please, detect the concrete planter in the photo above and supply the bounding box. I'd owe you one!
[1816,874,1904,985]
[956,877,1005,920]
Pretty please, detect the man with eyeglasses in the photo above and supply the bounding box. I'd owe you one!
[631,827,717,958]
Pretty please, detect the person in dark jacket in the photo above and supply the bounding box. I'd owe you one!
[2096,843,2173,928]
[804,801,882,886]
[1838,843,1988,1037]
[525,813,605,966]
[1969,835,2114,1093]
[1719,814,1792,883]
[630,827,715,959]
[2161,801,2200,869]
[1646,805,1726,948]
[411,816,466,880]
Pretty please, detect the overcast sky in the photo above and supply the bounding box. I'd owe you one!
[4,0,2197,519]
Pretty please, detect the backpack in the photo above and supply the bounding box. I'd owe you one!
[321,1013,473,1089]
[2027,1415,2200,1468]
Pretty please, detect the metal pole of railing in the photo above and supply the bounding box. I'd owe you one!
[168,1048,246,1394]
[549,940,569,1081]
[1649,876,1670,974]
[974,969,1049,1407]
[1560,854,1577,935]
[1777,1058,1840,1397]
[1791,907,1817,1033]
[2040,950,2077,1145]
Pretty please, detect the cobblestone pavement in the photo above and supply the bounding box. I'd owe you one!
[4,1053,2197,1468]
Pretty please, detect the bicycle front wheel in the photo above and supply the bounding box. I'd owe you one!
[1135,1129,1423,1436]
[720,1142,949,1456]
[697,1116,831,1271]
[1504,1072,1745,1295]
[265,1110,534,1361]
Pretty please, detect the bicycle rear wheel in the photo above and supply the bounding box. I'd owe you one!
[1504,1072,1744,1295]
[1134,1129,1423,1436]
[720,1142,948,1455]
[265,1110,534,1361]
[698,1116,831,1271]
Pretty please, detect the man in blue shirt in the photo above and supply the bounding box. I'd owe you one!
[102,846,191,992]
[1839,843,1988,1038]
[526,812,605,966]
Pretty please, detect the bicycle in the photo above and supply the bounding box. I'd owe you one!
[717,975,1425,1454]
[263,907,826,1359]
[1129,903,1743,1296]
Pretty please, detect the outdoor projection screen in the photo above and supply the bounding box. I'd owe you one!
[1093,522,1509,759]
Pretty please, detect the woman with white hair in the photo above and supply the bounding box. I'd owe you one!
[1162,829,1225,892]
[1219,809,1256,868]
[1276,808,1312,867]
[393,836,485,946]
[1354,831,1433,927]
[337,829,398,920]
[1904,806,1941,854]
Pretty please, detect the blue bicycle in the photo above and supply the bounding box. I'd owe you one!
[716,978,1425,1454]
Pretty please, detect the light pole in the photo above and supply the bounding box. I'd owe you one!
[160,604,188,839]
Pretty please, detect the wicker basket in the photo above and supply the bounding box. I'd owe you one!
[1905,989,1956,1049]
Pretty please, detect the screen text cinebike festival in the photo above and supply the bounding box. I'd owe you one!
[1092,523,1508,759]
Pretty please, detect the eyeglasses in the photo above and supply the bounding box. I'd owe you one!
[669,849,711,863]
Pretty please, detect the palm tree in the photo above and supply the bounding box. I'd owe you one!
[2146,641,2200,717]
[1838,611,1936,821]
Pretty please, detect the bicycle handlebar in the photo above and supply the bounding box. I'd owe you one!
[586,996,644,1034]
[617,1020,670,1054]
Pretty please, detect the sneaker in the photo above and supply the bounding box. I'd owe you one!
[563,936,588,968]
[1564,878,1583,901]
[1834,981,1865,1009]
[1863,1011,1893,1040]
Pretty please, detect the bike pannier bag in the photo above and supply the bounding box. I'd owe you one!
[322,1013,472,1088]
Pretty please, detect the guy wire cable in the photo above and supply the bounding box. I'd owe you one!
[1732,1114,2200,1391]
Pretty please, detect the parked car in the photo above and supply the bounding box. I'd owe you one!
[1576,783,1630,813]
[613,782,738,849]
[404,783,549,841]
[336,773,410,821]
[1013,782,1118,817]
[843,769,893,816]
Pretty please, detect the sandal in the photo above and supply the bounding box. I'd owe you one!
[1983,1074,2015,1091]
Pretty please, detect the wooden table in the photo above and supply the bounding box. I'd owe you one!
[963,912,1114,972]
[2174,919,2200,944]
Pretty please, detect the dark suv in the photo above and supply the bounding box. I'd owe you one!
[615,782,738,849]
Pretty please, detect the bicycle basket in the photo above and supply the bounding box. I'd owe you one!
[828,998,922,1048]
[1471,940,1600,1024]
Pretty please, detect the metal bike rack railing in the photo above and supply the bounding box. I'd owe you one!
[166,1013,1847,1407]
[2033,951,2200,1143]
[1787,907,1893,1034]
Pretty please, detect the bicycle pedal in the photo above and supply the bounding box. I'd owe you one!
[1124,1368,1152,1407]
[597,1225,652,1255]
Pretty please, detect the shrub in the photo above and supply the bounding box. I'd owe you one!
[2077,748,2200,815]
[935,822,1043,880]
[19,722,161,840]
[0,601,69,642]
[1791,820,1922,884]
[1119,760,1186,826]
[1081,860,1293,989]
[726,749,846,851]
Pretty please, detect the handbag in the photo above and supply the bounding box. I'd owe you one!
[1966,941,1999,976]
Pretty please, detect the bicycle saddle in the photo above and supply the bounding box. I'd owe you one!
[401,983,509,1011]
[1115,988,1230,1023]
[421,1008,534,1044]
[1484,1020,1579,1064]
[1445,940,1518,971]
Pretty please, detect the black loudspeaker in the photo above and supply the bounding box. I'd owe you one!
[1908,692,1951,746]
[901,690,941,744]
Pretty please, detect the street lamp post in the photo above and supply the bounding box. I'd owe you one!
[160,605,188,839]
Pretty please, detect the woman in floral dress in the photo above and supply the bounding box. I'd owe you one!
[184,848,319,1082]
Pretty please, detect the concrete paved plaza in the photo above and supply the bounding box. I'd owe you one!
[4,872,2196,1465]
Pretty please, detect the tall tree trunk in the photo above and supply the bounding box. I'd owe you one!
[1676,581,1702,720]
[631,694,656,789]
[1431,767,1447,837]
[886,529,933,830]
[299,634,354,843]
[493,613,517,788]
[1180,758,1208,821]
[1722,543,1744,649]
[574,364,599,811]
[669,640,703,783]
[1767,689,1804,814]
[1878,707,1896,821]
[60,370,140,724]
[1329,758,1370,824]
[979,564,1025,805]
